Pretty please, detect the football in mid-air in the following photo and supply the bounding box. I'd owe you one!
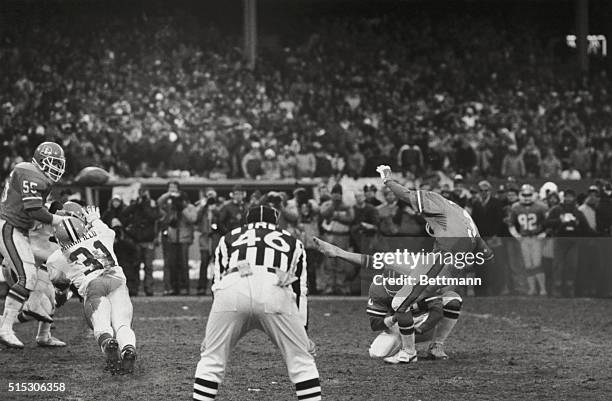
[74,166,111,185]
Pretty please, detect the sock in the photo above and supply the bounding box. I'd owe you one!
[1,296,23,331]
[295,378,322,401]
[526,275,537,294]
[115,325,136,351]
[433,318,458,345]
[536,272,547,294]
[395,311,415,353]
[193,378,219,401]
[37,322,52,339]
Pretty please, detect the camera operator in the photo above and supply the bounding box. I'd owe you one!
[216,185,247,235]
[158,181,198,296]
[195,189,221,296]
[121,188,161,296]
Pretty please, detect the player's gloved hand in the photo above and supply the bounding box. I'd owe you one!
[84,205,101,224]
[376,165,392,182]
[537,232,547,239]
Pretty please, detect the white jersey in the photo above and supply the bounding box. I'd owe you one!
[46,218,126,297]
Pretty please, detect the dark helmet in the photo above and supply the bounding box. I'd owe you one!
[32,142,66,182]
[246,205,280,224]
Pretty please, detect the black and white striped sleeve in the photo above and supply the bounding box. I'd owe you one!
[213,235,229,286]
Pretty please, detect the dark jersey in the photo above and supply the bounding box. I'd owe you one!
[0,162,53,230]
[510,202,547,236]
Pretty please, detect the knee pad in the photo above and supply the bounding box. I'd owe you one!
[442,299,462,319]
[395,311,414,335]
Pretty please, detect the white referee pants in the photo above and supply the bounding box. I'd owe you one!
[195,272,319,386]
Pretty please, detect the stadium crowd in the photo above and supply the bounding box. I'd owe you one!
[2,9,612,183]
[95,177,612,299]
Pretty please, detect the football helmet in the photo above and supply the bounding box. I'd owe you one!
[59,201,86,221]
[519,184,536,205]
[33,142,66,182]
[53,216,88,247]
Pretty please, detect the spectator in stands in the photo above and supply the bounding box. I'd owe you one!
[278,147,297,179]
[521,137,541,178]
[397,144,424,177]
[569,139,591,177]
[241,143,263,179]
[296,145,316,178]
[364,184,381,207]
[540,147,562,179]
[454,138,477,177]
[313,143,333,179]
[195,189,220,296]
[261,149,281,180]
[345,143,366,179]
[121,188,161,296]
[501,145,526,178]
[216,186,247,235]
[561,163,582,180]
[320,184,355,294]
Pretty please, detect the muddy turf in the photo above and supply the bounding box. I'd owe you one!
[1,296,611,401]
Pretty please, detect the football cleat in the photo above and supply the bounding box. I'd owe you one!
[383,349,418,364]
[120,345,137,374]
[0,329,25,349]
[427,342,449,360]
[103,339,120,375]
[36,335,67,348]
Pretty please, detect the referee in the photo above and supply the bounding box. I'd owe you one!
[193,205,321,401]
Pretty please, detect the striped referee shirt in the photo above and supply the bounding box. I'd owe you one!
[213,222,308,327]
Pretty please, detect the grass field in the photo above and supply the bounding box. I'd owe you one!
[1,296,612,401]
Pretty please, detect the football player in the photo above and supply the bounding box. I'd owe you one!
[509,184,548,296]
[367,272,462,361]
[46,206,137,374]
[315,164,492,364]
[0,142,69,348]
